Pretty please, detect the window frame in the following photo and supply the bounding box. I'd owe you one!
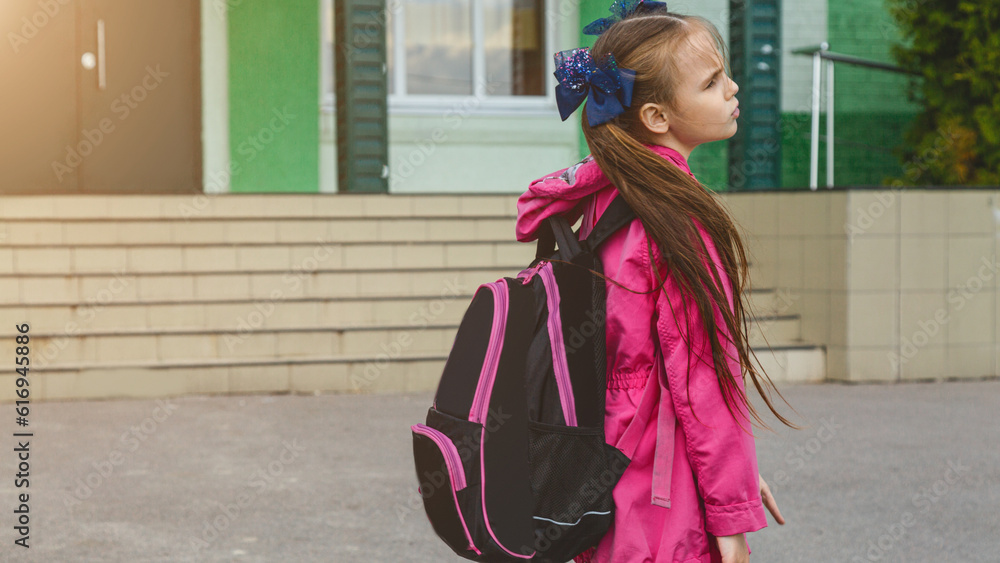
[321,0,335,116]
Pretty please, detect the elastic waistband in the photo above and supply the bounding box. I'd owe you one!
[607,367,652,390]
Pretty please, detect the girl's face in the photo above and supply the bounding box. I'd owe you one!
[651,30,740,159]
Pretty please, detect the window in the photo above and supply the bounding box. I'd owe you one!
[389,0,554,111]
[322,0,555,114]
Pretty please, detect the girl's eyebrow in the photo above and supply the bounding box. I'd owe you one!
[702,67,724,86]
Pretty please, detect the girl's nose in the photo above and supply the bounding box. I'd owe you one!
[729,76,739,96]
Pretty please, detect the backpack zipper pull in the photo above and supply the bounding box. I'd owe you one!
[519,260,547,284]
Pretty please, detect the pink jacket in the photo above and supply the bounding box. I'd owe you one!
[515,144,767,563]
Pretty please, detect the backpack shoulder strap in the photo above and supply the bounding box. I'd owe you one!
[581,194,636,251]
[535,215,583,261]
[532,194,635,260]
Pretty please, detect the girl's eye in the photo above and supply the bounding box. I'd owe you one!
[706,80,715,89]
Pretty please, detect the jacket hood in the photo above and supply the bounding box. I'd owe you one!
[515,144,694,242]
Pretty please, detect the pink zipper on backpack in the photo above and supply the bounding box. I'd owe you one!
[467,280,537,560]
[538,264,578,427]
[411,424,468,490]
[518,260,547,284]
[410,424,480,555]
[469,280,508,425]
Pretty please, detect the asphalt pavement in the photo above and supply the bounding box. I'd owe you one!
[1,378,998,562]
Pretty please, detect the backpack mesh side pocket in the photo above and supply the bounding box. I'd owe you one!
[525,420,630,562]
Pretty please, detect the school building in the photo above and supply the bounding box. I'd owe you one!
[0,0,996,402]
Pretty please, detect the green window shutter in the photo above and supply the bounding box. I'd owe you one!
[334,0,389,193]
[728,0,782,190]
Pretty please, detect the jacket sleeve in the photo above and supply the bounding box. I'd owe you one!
[514,156,603,242]
[652,222,767,537]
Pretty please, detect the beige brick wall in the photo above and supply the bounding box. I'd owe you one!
[724,188,1000,382]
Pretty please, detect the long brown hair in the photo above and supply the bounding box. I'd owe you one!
[583,14,797,431]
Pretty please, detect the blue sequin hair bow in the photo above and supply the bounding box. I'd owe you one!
[583,0,668,36]
[553,48,635,127]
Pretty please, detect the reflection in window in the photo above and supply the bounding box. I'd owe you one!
[404,0,473,95]
[388,0,546,97]
[484,0,545,96]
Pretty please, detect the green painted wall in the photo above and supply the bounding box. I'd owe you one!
[229,0,319,192]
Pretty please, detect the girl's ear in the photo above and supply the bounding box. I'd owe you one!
[639,102,670,135]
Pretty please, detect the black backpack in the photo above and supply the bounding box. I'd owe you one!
[411,195,637,562]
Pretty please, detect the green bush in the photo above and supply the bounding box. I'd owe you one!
[887,0,1000,185]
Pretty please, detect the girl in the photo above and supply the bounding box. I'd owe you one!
[515,10,795,563]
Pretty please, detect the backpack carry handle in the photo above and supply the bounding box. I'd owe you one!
[534,226,554,260]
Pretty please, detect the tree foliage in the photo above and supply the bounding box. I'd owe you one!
[887,0,1000,185]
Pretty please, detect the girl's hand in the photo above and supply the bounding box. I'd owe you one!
[714,476,783,562]
[716,534,749,563]
[759,474,785,525]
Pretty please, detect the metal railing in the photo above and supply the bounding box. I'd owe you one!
[791,44,919,190]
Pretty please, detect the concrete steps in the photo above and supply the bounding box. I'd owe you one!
[2,218,520,246]
[0,306,802,365]
[1,241,532,272]
[1,267,524,304]
[0,286,790,330]
[0,194,825,402]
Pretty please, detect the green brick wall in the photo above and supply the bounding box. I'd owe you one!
[780,112,816,189]
[228,0,320,193]
[825,0,920,186]
[688,141,729,192]
[577,0,604,164]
